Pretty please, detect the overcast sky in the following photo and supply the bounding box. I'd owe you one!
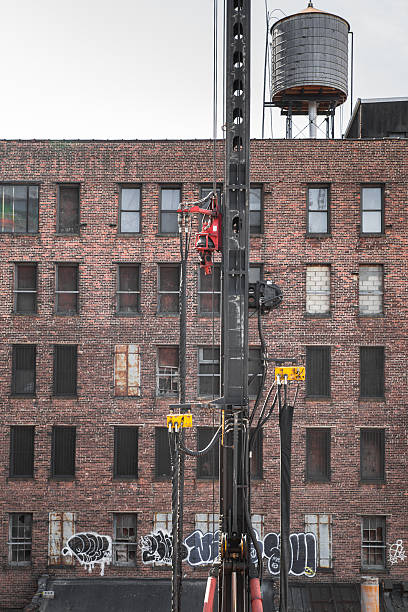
[0,0,406,140]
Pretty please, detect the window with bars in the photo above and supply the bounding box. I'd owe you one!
[360,429,385,482]
[359,265,383,315]
[114,426,138,479]
[360,347,384,398]
[8,513,32,565]
[197,427,219,479]
[10,426,34,478]
[306,428,331,482]
[306,265,330,315]
[113,513,137,566]
[114,344,141,397]
[158,264,180,313]
[198,347,220,397]
[12,345,36,396]
[0,185,39,233]
[361,516,386,569]
[307,186,329,234]
[160,187,181,234]
[117,265,140,314]
[248,348,263,398]
[157,346,179,396]
[53,345,77,396]
[361,186,383,235]
[119,187,141,233]
[155,427,172,479]
[306,346,331,398]
[56,264,79,314]
[52,426,76,478]
[198,264,221,315]
[14,264,37,314]
[58,185,79,234]
[305,514,332,568]
[250,428,263,480]
[48,512,76,566]
[200,185,262,235]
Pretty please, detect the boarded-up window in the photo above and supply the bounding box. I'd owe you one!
[306,428,331,482]
[360,347,384,398]
[114,513,137,566]
[360,429,385,482]
[58,186,79,234]
[305,514,332,568]
[114,426,138,478]
[306,265,330,315]
[52,427,76,478]
[250,428,263,479]
[361,516,386,569]
[197,427,219,479]
[10,426,34,477]
[8,513,32,565]
[56,265,79,314]
[155,427,172,479]
[14,264,37,313]
[48,512,76,566]
[198,264,221,315]
[198,347,220,397]
[117,265,140,314]
[306,346,331,397]
[157,346,179,396]
[158,265,180,313]
[114,345,141,397]
[12,345,36,395]
[359,265,383,315]
[54,345,77,396]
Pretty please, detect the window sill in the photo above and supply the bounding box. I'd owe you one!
[360,479,386,485]
[7,476,35,481]
[359,314,385,318]
[13,312,38,316]
[49,476,76,481]
[116,233,141,237]
[305,396,331,401]
[198,313,221,318]
[359,567,388,574]
[154,477,172,482]
[304,313,331,319]
[359,233,385,238]
[47,564,75,569]
[196,478,220,482]
[54,313,80,317]
[317,567,334,574]
[156,312,180,317]
[305,233,331,239]
[10,394,36,399]
[53,395,78,399]
[156,233,179,238]
[0,233,38,237]
[8,563,32,569]
[359,397,385,402]
[115,312,142,317]
[305,478,331,484]
[113,477,139,481]
[55,233,80,237]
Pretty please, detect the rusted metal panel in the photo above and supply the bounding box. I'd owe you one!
[48,512,75,566]
[127,344,141,396]
[114,345,140,397]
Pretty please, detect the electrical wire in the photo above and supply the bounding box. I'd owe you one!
[178,426,222,457]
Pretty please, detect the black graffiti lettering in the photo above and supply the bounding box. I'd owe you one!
[184,530,219,566]
[263,532,280,575]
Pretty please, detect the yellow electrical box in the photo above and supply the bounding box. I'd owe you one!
[275,366,305,381]
[167,413,193,429]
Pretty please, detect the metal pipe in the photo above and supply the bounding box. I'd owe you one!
[308,101,317,138]
[231,572,237,612]
[350,31,354,118]
[361,577,379,612]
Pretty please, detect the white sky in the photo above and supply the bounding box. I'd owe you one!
[0,0,406,140]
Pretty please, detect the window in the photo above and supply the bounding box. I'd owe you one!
[250,428,263,479]
[361,186,383,234]
[306,428,331,482]
[114,345,141,397]
[117,265,140,314]
[249,264,263,283]
[48,512,76,566]
[12,345,36,396]
[198,347,220,397]
[157,346,179,396]
[154,512,172,532]
[10,426,34,478]
[114,426,138,478]
[113,514,137,566]
[155,427,172,479]
[195,513,219,534]
[158,264,180,314]
[198,264,221,315]
[306,346,331,398]
[305,514,332,568]
[361,516,386,569]
[51,426,76,478]
[0,185,38,233]
[306,265,330,315]
[160,187,181,234]
[248,348,263,398]
[249,187,262,234]
[54,345,77,396]
[58,185,79,234]
[8,513,32,565]
[56,265,79,314]
[360,429,385,482]
[119,187,140,233]
[360,347,384,398]
[307,186,329,234]
[359,265,383,315]
[197,427,219,479]
[14,264,37,314]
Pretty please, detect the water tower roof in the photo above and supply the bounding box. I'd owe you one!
[272,3,350,30]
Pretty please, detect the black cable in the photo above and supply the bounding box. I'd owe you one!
[178,426,222,457]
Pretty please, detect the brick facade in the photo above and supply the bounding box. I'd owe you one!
[0,139,407,608]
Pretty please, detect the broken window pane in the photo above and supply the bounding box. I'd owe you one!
[157,346,179,396]
[113,513,137,566]
[361,516,385,568]
[8,513,32,565]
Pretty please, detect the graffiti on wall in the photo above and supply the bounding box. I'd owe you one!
[62,532,112,576]
[389,540,406,565]
[140,529,316,577]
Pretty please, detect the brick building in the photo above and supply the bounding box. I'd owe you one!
[0,136,407,610]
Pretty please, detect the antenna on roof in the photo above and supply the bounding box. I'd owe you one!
[308,1,314,7]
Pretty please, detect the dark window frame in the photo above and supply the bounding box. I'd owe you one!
[12,344,36,397]
[57,184,80,235]
[360,346,385,399]
[9,426,35,478]
[361,516,386,570]
[55,264,79,315]
[306,184,330,236]
[118,184,141,235]
[157,263,180,315]
[198,263,221,316]
[360,428,385,483]
[113,513,138,567]
[53,345,78,397]
[196,427,219,479]
[156,346,179,397]
[113,426,139,480]
[159,185,182,235]
[0,184,39,234]
[360,184,384,236]
[8,513,33,566]
[248,347,263,398]
[198,346,220,398]
[200,184,263,235]
[14,263,38,314]
[306,428,331,482]
[51,426,76,479]
[250,427,263,480]
[155,427,172,480]
[306,346,331,398]
[116,263,141,315]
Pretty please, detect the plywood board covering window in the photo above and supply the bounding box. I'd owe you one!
[48,512,76,566]
[114,344,141,396]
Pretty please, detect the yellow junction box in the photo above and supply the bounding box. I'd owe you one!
[275,366,306,381]
[167,413,193,429]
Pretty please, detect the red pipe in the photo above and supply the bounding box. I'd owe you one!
[202,575,217,612]
[250,577,263,612]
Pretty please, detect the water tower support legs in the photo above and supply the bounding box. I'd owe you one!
[286,104,293,139]
[308,101,317,138]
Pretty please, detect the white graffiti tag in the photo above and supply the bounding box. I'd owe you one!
[62,532,112,576]
[389,540,406,565]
